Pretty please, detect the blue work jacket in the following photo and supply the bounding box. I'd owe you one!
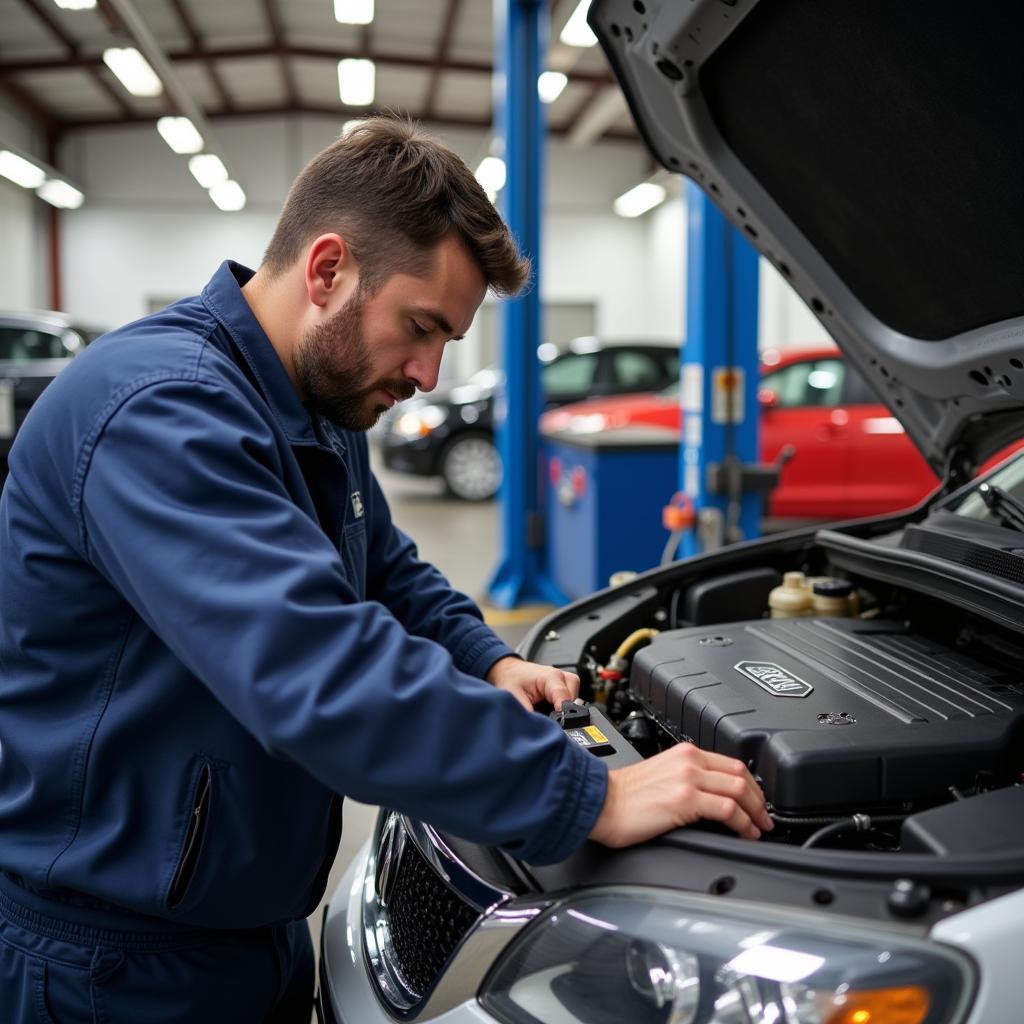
[0,261,607,929]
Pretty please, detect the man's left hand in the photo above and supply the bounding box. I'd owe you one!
[486,656,580,712]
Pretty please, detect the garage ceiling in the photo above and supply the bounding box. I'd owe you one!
[0,0,640,146]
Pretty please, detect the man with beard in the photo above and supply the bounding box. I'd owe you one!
[0,118,770,1020]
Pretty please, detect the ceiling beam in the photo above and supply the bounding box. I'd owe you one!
[101,0,243,185]
[15,0,133,118]
[0,78,57,134]
[165,0,234,111]
[422,0,463,121]
[0,45,616,87]
[258,0,299,108]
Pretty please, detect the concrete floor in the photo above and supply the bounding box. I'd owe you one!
[305,449,549,998]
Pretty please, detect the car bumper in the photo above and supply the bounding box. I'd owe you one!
[380,437,440,477]
[318,842,497,1024]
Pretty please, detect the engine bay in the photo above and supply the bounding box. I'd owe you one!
[543,520,1024,858]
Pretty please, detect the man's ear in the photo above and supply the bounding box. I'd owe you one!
[304,233,359,308]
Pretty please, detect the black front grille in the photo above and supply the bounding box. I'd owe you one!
[386,837,479,995]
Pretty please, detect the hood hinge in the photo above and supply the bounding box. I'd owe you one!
[939,445,974,497]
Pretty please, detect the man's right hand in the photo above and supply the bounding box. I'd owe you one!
[588,742,774,847]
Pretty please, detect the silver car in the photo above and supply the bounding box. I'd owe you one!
[319,0,1024,1021]
[0,309,103,468]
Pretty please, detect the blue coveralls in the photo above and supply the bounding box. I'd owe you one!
[0,261,608,1020]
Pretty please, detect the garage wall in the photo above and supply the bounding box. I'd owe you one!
[0,98,48,311]
[10,103,826,358]
[57,117,661,342]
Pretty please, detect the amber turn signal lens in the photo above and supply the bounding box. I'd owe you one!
[825,986,930,1024]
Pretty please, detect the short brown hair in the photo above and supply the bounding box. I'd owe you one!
[263,116,530,297]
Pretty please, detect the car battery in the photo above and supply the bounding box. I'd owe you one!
[629,616,1024,815]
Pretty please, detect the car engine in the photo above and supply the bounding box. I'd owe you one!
[579,562,1024,854]
[629,616,1024,815]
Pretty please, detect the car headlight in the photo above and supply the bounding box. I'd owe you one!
[392,404,447,438]
[479,888,973,1024]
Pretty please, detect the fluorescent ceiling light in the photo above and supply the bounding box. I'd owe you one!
[334,0,373,24]
[53,0,97,8]
[0,150,46,189]
[560,1,597,47]
[538,71,568,104]
[209,180,246,212]
[37,179,84,209]
[337,58,375,106]
[475,156,506,194]
[156,116,204,155]
[188,153,228,188]
[103,47,163,97]
[613,181,666,217]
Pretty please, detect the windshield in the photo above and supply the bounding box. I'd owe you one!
[0,325,95,361]
[947,452,1024,525]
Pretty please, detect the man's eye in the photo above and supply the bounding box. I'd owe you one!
[411,321,430,338]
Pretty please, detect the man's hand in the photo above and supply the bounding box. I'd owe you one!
[589,743,773,845]
[486,656,580,712]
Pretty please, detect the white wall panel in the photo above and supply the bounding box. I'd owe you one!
[0,98,47,311]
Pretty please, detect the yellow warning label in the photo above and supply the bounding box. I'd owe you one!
[584,725,608,743]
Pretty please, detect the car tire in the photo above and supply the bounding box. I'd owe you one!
[440,432,503,501]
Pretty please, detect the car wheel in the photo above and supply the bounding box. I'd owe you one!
[440,433,502,501]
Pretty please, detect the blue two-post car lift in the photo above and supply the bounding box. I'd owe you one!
[487,0,767,608]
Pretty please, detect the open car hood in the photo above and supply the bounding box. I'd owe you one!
[591,0,1024,479]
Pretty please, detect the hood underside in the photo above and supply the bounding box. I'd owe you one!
[591,0,1024,475]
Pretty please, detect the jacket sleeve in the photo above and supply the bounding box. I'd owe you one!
[361,458,516,679]
[76,376,607,865]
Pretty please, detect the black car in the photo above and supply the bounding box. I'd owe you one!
[0,310,104,470]
[321,2,1024,1023]
[379,338,680,500]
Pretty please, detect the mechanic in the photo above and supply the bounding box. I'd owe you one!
[0,117,772,1021]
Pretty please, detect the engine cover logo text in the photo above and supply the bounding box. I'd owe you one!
[734,661,814,698]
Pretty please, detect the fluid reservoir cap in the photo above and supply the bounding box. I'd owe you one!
[812,578,853,598]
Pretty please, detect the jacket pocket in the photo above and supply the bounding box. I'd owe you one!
[167,760,212,910]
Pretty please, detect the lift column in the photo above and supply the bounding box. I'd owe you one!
[678,181,762,558]
[487,0,563,607]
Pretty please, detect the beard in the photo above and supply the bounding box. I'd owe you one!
[295,288,415,431]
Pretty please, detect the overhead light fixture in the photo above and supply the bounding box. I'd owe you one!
[37,179,84,209]
[560,1,597,47]
[209,180,246,212]
[53,0,97,8]
[613,181,667,217]
[0,150,46,189]
[334,0,373,24]
[188,153,228,188]
[156,116,204,154]
[538,71,568,104]
[103,47,163,97]
[475,156,507,195]
[337,58,375,106]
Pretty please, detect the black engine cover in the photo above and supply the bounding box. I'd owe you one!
[630,617,1024,814]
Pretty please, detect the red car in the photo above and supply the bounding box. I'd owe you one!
[541,346,949,520]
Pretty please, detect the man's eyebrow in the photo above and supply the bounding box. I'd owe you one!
[413,306,463,340]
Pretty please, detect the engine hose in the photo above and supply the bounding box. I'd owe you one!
[800,812,905,849]
[613,628,660,660]
[770,812,906,828]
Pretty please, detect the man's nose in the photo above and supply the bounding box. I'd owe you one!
[404,340,445,393]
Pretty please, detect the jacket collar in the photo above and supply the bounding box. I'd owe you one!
[201,260,318,445]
